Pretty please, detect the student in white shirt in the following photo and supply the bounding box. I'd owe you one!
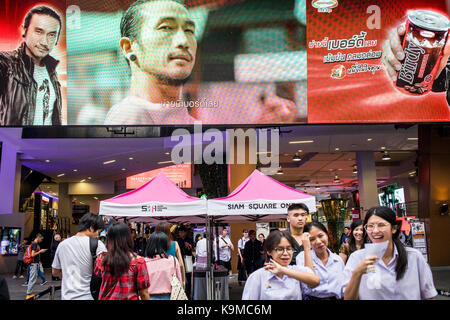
[217,228,234,274]
[237,229,249,285]
[242,230,320,300]
[343,206,438,300]
[296,222,345,300]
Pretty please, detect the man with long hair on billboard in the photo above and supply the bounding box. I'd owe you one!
[0,5,63,126]
[104,0,296,125]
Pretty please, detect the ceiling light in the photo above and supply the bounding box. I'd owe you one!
[353,165,358,174]
[121,168,126,171]
[382,151,391,161]
[165,152,170,155]
[276,167,284,175]
[289,140,314,144]
[298,149,303,153]
[45,160,50,163]
[335,147,340,151]
[129,157,134,160]
[73,169,78,172]
[80,179,86,183]
[381,146,386,150]
[158,160,173,165]
[103,160,116,165]
[88,177,92,180]
[57,174,65,177]
[334,174,340,183]
[292,153,301,161]
[407,137,418,141]
[93,197,98,200]
[367,138,373,141]
[338,168,343,171]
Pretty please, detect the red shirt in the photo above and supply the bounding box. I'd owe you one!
[94,252,149,300]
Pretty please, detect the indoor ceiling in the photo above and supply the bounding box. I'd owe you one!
[0,124,418,196]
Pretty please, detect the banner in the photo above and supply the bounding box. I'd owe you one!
[307,0,450,123]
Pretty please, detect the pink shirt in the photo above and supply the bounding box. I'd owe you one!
[145,255,182,295]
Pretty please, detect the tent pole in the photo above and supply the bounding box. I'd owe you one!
[206,216,213,300]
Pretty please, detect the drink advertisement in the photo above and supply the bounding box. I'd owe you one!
[307,0,450,123]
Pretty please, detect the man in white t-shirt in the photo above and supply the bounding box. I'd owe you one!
[217,228,234,275]
[103,0,296,125]
[52,213,106,300]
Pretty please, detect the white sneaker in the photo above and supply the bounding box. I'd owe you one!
[19,275,24,278]
[12,275,17,279]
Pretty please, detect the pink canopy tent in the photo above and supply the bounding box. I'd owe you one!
[207,169,316,222]
[99,172,207,224]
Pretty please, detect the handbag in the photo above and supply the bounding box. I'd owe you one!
[184,255,193,273]
[170,257,188,300]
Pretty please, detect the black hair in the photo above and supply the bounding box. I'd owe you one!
[364,206,407,281]
[23,6,62,40]
[35,233,43,239]
[304,221,329,237]
[348,219,365,254]
[287,203,309,214]
[264,230,296,255]
[120,0,184,40]
[77,213,105,232]
[103,223,134,277]
[145,231,169,259]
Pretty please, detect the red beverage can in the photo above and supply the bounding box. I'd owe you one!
[395,10,450,95]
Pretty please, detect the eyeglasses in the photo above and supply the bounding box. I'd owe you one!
[364,222,390,232]
[274,247,293,254]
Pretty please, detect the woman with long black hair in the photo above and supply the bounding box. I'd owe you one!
[242,230,320,300]
[339,219,365,264]
[296,222,345,300]
[343,206,437,300]
[144,232,182,300]
[94,223,150,300]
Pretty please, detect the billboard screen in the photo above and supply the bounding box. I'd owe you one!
[126,163,192,189]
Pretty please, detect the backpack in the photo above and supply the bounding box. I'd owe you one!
[89,238,102,300]
[23,245,34,265]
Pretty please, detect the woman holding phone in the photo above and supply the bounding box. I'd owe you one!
[343,206,437,300]
[242,230,320,300]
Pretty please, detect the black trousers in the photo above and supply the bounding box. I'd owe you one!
[237,258,247,282]
[14,260,26,277]
[185,272,192,299]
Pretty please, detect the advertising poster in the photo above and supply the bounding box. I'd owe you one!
[65,0,307,125]
[307,0,450,123]
[126,163,192,189]
[0,0,67,126]
[411,221,428,261]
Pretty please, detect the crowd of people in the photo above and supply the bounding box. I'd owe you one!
[0,203,438,301]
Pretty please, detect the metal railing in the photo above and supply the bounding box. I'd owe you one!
[26,285,61,300]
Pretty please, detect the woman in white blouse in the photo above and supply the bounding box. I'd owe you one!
[242,230,320,300]
[343,206,438,300]
[296,222,345,300]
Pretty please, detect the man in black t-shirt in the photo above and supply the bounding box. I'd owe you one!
[243,230,264,275]
[26,234,47,298]
[177,225,194,298]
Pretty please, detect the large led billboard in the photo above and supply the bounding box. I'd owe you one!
[1,0,450,127]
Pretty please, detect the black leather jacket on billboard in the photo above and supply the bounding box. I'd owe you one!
[0,42,62,126]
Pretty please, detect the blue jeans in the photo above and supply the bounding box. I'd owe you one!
[26,263,46,283]
[150,293,170,300]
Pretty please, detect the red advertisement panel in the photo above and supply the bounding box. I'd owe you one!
[126,163,192,189]
[307,0,450,123]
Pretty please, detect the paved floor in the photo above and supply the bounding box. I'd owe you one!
[2,268,449,300]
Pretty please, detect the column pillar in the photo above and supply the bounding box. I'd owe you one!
[228,129,257,274]
[0,142,21,214]
[356,151,379,219]
[418,124,450,266]
[58,183,77,235]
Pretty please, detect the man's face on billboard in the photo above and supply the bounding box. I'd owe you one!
[24,14,60,60]
[135,1,197,85]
